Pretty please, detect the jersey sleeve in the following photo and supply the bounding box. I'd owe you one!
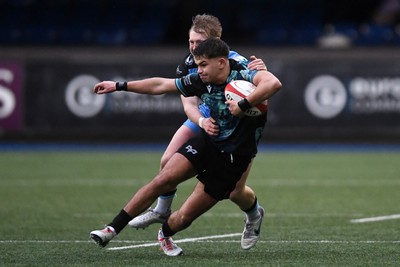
[176,53,194,78]
[174,73,205,98]
[240,69,259,84]
[229,50,249,68]
[176,63,188,78]
[228,59,258,84]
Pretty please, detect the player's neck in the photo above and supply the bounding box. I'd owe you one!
[214,66,230,84]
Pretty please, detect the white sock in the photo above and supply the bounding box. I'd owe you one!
[245,201,260,222]
[153,194,175,215]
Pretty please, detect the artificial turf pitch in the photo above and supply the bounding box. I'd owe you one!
[1,146,399,266]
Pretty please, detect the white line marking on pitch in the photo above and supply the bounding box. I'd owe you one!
[350,214,400,223]
[1,239,399,245]
[106,233,242,251]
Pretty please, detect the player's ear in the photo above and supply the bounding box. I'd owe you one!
[218,57,227,68]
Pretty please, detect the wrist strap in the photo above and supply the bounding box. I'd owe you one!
[116,81,128,91]
[198,117,205,128]
[238,98,252,112]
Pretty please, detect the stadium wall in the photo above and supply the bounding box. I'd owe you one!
[0,46,399,142]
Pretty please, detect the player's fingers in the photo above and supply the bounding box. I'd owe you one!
[209,117,217,125]
[206,126,219,136]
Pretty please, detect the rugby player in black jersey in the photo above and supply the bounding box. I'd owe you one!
[129,14,267,236]
[90,38,281,256]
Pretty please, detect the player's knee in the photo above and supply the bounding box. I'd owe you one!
[229,187,244,201]
[152,173,178,192]
[160,157,168,170]
[229,193,240,204]
[230,184,254,200]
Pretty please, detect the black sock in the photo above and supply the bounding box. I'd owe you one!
[108,209,133,234]
[161,189,177,197]
[161,222,176,237]
[242,197,258,213]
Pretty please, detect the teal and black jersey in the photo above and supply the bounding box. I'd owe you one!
[175,59,267,156]
[176,51,251,128]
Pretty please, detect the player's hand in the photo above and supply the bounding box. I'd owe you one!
[93,81,117,94]
[202,117,219,136]
[247,56,267,71]
[225,100,245,117]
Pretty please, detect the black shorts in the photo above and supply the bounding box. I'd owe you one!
[177,135,252,200]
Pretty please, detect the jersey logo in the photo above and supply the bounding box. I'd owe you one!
[183,75,192,86]
[176,66,183,75]
[185,56,194,65]
[185,145,198,155]
[206,85,212,93]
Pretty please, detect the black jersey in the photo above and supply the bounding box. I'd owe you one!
[176,53,197,77]
[175,59,267,156]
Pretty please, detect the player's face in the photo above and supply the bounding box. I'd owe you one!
[195,56,225,84]
[189,30,208,54]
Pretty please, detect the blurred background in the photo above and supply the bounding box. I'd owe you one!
[0,0,399,143]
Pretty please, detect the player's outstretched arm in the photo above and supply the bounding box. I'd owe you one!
[93,78,177,95]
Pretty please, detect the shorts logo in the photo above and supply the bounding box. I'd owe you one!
[185,145,198,155]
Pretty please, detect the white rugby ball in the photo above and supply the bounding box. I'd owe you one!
[225,80,268,116]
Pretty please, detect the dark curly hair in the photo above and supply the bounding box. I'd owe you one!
[192,38,229,59]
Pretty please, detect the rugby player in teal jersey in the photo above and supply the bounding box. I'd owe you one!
[90,38,281,256]
[129,14,267,232]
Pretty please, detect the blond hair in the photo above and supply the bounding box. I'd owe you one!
[189,14,222,38]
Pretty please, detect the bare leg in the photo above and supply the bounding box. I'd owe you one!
[229,160,256,210]
[89,153,198,247]
[167,182,218,233]
[123,153,197,218]
[152,125,198,214]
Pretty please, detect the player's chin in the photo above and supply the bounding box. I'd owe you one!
[200,76,209,82]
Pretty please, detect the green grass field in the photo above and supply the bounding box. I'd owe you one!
[1,146,399,266]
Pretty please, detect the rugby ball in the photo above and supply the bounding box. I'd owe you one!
[225,80,268,116]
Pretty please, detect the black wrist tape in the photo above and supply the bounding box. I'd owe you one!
[238,98,252,111]
[116,81,128,91]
